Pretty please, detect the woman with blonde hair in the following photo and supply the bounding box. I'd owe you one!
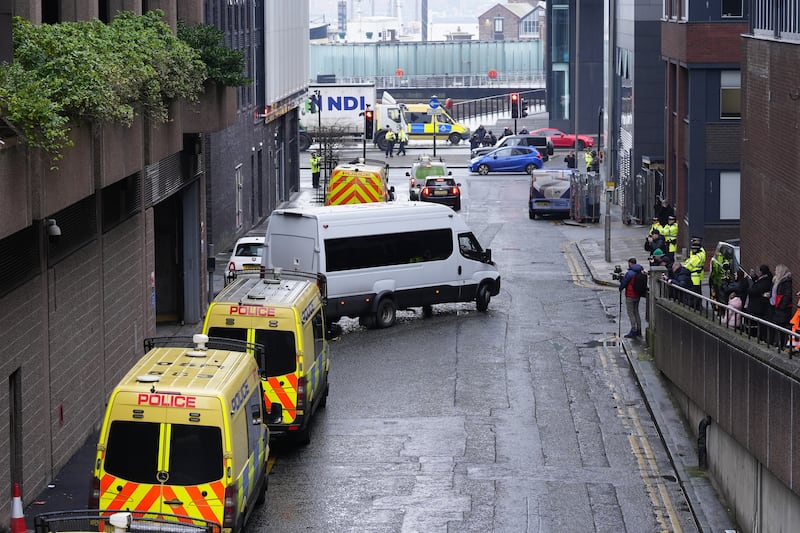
[770,264,793,347]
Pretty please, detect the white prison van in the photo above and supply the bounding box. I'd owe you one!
[262,202,501,328]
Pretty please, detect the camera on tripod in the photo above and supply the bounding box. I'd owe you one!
[611,264,624,280]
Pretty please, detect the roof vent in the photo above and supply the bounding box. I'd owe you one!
[136,375,160,383]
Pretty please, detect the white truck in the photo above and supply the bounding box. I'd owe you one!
[297,84,470,152]
[298,83,405,151]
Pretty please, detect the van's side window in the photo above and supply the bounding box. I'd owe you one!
[325,229,453,272]
[246,384,263,454]
[458,232,484,260]
[312,311,325,358]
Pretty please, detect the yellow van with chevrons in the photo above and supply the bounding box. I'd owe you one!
[203,269,330,445]
[89,335,268,533]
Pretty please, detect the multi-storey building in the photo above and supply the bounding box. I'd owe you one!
[740,0,800,280]
[661,0,748,250]
[0,1,306,523]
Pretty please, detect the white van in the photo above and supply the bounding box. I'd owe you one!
[262,202,501,328]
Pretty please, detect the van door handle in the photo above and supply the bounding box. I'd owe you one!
[164,498,183,506]
[458,266,462,275]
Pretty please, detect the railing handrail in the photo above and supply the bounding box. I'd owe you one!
[654,276,799,358]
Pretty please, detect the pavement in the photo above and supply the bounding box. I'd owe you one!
[19,161,736,532]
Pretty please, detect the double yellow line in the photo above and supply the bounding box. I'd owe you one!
[598,341,683,532]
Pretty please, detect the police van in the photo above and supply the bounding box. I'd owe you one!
[203,270,330,445]
[262,202,501,328]
[89,335,268,533]
[325,158,394,206]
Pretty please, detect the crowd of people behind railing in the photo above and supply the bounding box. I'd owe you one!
[641,207,800,354]
[656,263,799,353]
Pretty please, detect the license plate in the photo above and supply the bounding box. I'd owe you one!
[434,190,448,196]
[243,264,260,270]
[535,201,549,206]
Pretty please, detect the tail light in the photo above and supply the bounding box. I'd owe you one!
[88,475,100,508]
[222,484,238,529]
[296,376,307,411]
[410,178,416,187]
[421,187,430,197]
[451,186,459,194]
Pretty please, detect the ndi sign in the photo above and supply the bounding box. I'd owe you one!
[310,94,367,112]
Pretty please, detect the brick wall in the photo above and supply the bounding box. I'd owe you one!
[740,38,800,279]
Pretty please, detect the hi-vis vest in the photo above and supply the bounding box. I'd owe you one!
[662,222,678,253]
[686,248,706,286]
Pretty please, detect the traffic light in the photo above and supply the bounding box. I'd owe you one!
[364,109,374,139]
[510,93,519,118]
[520,98,528,118]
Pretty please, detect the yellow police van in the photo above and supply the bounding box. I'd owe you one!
[89,334,268,533]
[402,103,470,145]
[203,269,330,445]
[325,158,394,205]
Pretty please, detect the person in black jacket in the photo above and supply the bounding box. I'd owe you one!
[769,264,793,347]
[745,264,773,341]
[664,261,692,304]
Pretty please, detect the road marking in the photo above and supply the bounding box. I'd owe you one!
[562,241,615,290]
[598,342,683,532]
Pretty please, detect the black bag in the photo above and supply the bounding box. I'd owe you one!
[633,270,648,297]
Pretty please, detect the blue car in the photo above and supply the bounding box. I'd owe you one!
[469,146,544,175]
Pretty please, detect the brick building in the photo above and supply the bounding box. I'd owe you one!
[661,1,748,251]
[739,1,800,286]
[478,0,543,41]
[0,1,306,523]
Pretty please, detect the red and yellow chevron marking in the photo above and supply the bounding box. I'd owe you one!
[264,373,299,423]
[325,175,385,205]
[99,474,224,525]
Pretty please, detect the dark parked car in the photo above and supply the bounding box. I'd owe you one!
[469,146,544,175]
[417,176,461,211]
[470,134,554,161]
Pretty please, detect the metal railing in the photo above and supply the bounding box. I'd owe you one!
[449,89,546,123]
[653,277,799,357]
[335,72,547,90]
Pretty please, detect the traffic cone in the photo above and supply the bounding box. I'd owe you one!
[10,482,26,533]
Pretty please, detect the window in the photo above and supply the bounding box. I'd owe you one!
[312,311,325,360]
[720,70,741,119]
[722,0,743,17]
[324,229,453,272]
[494,17,504,34]
[104,422,161,483]
[719,171,740,220]
[166,425,224,485]
[458,233,485,261]
[253,329,297,377]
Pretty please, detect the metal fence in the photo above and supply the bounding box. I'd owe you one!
[653,277,800,357]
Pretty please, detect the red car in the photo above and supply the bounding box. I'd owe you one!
[530,128,595,149]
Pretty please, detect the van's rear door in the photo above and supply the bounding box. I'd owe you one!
[160,409,226,525]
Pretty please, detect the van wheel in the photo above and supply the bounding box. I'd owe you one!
[476,283,491,312]
[448,133,462,145]
[375,298,397,328]
[422,305,433,318]
[295,422,311,446]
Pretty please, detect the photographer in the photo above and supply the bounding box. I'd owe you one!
[649,248,673,270]
[618,258,646,338]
